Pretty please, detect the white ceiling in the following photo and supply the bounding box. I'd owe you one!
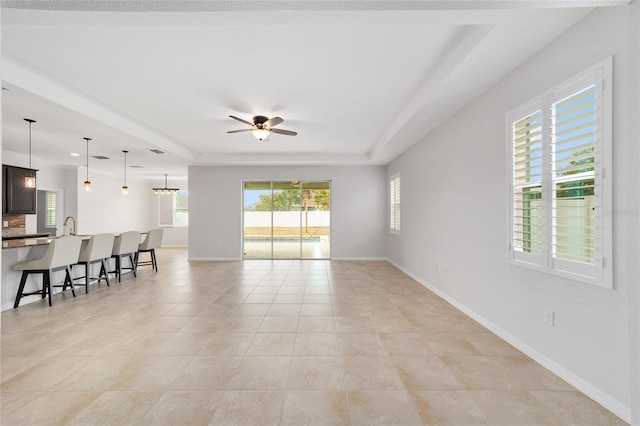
[0,1,619,182]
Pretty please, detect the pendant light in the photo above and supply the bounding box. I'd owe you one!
[83,137,92,192]
[153,174,180,195]
[122,150,129,195]
[24,118,37,188]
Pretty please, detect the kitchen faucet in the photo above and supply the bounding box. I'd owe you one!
[63,216,77,236]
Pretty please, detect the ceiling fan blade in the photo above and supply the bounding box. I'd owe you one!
[264,117,283,128]
[227,129,253,134]
[229,115,255,127]
[271,128,297,136]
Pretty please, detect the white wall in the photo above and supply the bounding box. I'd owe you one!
[188,165,386,260]
[74,168,152,235]
[626,2,640,422]
[386,6,637,423]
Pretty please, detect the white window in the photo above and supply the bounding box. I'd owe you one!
[46,192,57,227]
[507,57,612,288]
[158,191,188,227]
[390,173,401,234]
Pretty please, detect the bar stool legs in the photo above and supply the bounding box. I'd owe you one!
[13,266,76,308]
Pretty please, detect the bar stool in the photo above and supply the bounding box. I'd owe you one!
[110,231,140,282]
[135,229,163,272]
[13,236,83,308]
[74,233,115,293]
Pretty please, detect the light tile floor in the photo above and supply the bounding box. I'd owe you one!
[1,248,625,425]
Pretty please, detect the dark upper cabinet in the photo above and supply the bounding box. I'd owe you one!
[3,165,37,214]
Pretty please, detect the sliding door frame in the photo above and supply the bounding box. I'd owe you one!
[242,180,331,260]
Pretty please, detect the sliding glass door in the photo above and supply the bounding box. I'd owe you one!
[243,180,330,259]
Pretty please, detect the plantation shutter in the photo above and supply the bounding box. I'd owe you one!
[390,174,400,233]
[507,58,611,288]
[158,194,175,227]
[46,192,57,227]
[549,70,604,280]
[510,103,545,265]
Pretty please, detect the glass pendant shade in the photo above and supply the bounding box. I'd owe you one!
[25,175,36,188]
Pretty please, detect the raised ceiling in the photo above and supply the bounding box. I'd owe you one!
[0,1,620,181]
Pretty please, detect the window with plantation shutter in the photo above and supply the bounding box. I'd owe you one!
[46,192,57,227]
[507,57,612,288]
[511,106,544,265]
[157,191,189,227]
[158,195,175,227]
[390,173,400,234]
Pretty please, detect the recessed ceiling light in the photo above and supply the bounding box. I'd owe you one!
[70,152,80,157]
[149,149,165,154]
[130,165,144,168]
[92,155,109,160]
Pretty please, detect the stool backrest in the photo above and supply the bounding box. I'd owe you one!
[139,229,163,250]
[79,233,115,262]
[50,236,83,269]
[112,231,141,256]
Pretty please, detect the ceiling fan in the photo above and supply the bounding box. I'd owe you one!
[227,115,297,141]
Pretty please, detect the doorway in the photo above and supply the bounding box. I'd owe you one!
[243,180,331,259]
[36,190,59,236]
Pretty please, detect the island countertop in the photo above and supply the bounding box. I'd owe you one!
[2,237,52,249]
[2,235,92,249]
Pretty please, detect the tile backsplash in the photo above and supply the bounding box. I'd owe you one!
[2,214,26,238]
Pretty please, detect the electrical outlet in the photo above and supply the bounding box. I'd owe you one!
[543,309,555,326]
[3,221,8,227]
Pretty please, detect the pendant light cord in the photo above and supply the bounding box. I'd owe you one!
[28,121,32,170]
[24,118,36,173]
[123,150,128,186]
[83,137,91,182]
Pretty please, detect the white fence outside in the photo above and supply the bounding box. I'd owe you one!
[244,211,330,228]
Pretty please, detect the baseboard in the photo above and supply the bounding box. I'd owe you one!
[331,257,388,261]
[159,245,188,248]
[188,256,388,261]
[386,258,632,424]
[187,257,241,261]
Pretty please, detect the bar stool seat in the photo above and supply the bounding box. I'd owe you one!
[135,229,163,272]
[74,233,115,293]
[110,231,140,282]
[12,236,83,308]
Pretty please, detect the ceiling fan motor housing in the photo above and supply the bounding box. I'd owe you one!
[253,115,269,128]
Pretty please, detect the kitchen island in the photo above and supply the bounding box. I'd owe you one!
[1,235,93,311]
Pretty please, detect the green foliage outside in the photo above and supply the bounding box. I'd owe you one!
[247,189,330,212]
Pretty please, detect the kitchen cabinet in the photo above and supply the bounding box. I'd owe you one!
[2,165,37,214]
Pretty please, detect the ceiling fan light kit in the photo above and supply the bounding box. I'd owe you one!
[227,115,297,141]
